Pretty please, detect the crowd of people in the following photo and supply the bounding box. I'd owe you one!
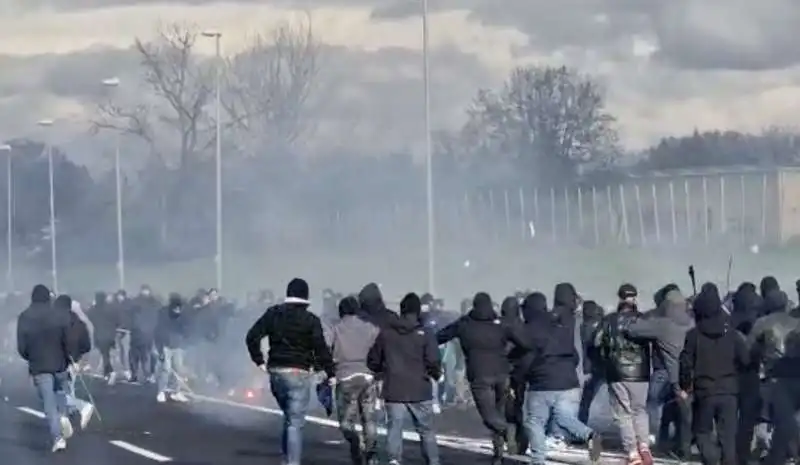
[9,273,800,465]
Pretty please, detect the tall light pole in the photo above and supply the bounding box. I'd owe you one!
[37,119,57,293]
[0,144,12,292]
[202,30,223,291]
[102,77,125,290]
[421,0,435,294]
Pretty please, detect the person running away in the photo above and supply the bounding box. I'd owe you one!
[327,295,380,465]
[679,283,749,465]
[501,295,528,455]
[89,291,121,384]
[154,293,191,403]
[16,285,80,452]
[593,283,652,465]
[129,285,160,383]
[577,300,605,425]
[368,292,441,465]
[436,291,526,464]
[245,278,335,465]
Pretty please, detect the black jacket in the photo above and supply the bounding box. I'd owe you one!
[367,313,441,402]
[130,295,160,346]
[436,295,523,382]
[515,292,580,391]
[67,309,91,362]
[679,291,749,397]
[17,302,72,375]
[245,299,334,377]
[580,301,605,375]
[155,300,189,351]
[594,304,651,382]
[358,283,399,329]
[89,293,119,348]
[747,290,800,379]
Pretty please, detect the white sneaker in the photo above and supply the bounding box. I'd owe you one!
[545,436,567,451]
[59,415,73,439]
[156,392,167,403]
[79,403,94,429]
[107,372,117,385]
[170,392,189,403]
[123,370,132,381]
[52,438,67,452]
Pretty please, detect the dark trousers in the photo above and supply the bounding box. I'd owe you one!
[578,373,603,424]
[505,379,528,454]
[764,379,800,465]
[663,392,692,460]
[736,373,761,465]
[129,343,152,380]
[98,344,114,376]
[694,394,737,465]
[470,377,508,436]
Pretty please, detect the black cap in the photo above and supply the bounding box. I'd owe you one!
[618,283,638,299]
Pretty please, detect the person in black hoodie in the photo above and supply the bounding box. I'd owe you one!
[129,285,160,383]
[358,282,398,329]
[17,285,73,452]
[245,278,335,465]
[367,292,441,465]
[578,300,605,424]
[517,292,601,465]
[154,293,191,403]
[436,292,526,464]
[501,296,528,454]
[89,291,120,384]
[54,295,95,433]
[679,282,749,465]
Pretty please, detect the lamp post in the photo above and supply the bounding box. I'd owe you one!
[421,0,435,294]
[102,77,125,290]
[0,144,12,291]
[37,119,57,292]
[202,30,223,291]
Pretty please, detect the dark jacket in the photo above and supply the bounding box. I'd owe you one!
[130,295,160,346]
[515,292,580,391]
[436,293,523,382]
[731,283,761,336]
[679,290,749,397]
[17,287,71,375]
[367,313,441,402]
[154,296,189,352]
[245,298,335,377]
[358,283,399,329]
[89,292,119,348]
[747,290,800,379]
[594,303,651,382]
[580,300,605,375]
[55,296,91,363]
[552,282,578,330]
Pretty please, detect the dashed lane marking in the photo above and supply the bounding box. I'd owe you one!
[16,406,45,418]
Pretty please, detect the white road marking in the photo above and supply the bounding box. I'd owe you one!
[17,406,45,418]
[110,440,173,462]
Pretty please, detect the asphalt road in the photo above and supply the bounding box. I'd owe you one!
[0,361,683,465]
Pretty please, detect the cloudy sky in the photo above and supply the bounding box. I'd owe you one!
[1,0,800,163]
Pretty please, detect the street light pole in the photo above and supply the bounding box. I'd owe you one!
[102,77,125,290]
[0,144,12,292]
[38,119,57,293]
[202,30,223,291]
[422,0,435,294]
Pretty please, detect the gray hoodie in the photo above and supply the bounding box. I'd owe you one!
[625,289,694,384]
[328,314,380,380]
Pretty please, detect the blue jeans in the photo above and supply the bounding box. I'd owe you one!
[269,369,313,465]
[386,401,440,465]
[156,347,185,393]
[524,389,592,465]
[64,368,88,414]
[32,371,70,444]
[647,369,671,437]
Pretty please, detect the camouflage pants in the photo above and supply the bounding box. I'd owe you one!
[336,375,378,465]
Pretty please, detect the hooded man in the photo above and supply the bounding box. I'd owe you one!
[88,291,120,384]
[367,292,441,465]
[154,293,190,403]
[245,278,335,465]
[578,300,605,425]
[129,285,160,383]
[16,285,74,452]
[54,295,95,434]
[358,282,398,329]
[328,295,380,465]
[679,283,749,465]
[436,292,527,464]
[500,296,528,454]
[624,288,693,459]
[112,289,132,381]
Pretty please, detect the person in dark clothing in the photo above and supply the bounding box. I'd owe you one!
[679,283,749,465]
[367,292,441,465]
[436,292,526,464]
[88,291,120,383]
[112,290,132,381]
[517,292,601,465]
[54,295,95,433]
[578,300,605,424]
[500,296,528,454]
[245,278,335,465]
[653,283,680,309]
[748,288,800,465]
[154,293,191,403]
[358,282,398,329]
[17,285,74,452]
[129,285,160,383]
[593,283,651,465]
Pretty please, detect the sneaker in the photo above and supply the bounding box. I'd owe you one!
[79,403,94,429]
[146,375,155,384]
[170,392,189,403]
[123,370,132,381]
[638,444,654,465]
[545,436,567,451]
[59,415,73,439]
[107,372,117,386]
[52,438,67,452]
[587,433,603,463]
[156,392,167,403]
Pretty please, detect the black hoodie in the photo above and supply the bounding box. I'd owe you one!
[358,283,399,329]
[367,292,441,403]
[17,285,72,375]
[516,292,580,391]
[580,300,605,375]
[89,291,119,348]
[436,292,522,382]
[679,283,749,397]
[552,283,578,329]
[731,282,761,335]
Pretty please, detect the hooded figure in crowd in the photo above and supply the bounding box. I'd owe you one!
[679,283,749,465]
[154,293,190,403]
[112,290,133,381]
[358,282,397,329]
[54,295,95,433]
[88,291,120,382]
[500,296,528,453]
[624,288,693,458]
[578,300,605,424]
[129,285,160,382]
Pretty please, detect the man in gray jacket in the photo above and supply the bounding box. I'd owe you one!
[327,295,380,465]
[624,289,693,459]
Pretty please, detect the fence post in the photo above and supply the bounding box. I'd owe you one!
[533,187,540,236]
[518,187,526,241]
[761,173,768,240]
[635,183,646,245]
[740,175,746,245]
[719,176,726,235]
[564,187,571,238]
[652,182,661,243]
[550,187,557,242]
[606,185,614,241]
[684,178,692,241]
[619,184,630,245]
[503,189,511,233]
[669,181,677,244]
[577,186,584,233]
[592,186,600,246]
[702,175,709,244]
[488,189,497,240]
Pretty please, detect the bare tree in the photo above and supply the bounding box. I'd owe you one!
[222,17,319,155]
